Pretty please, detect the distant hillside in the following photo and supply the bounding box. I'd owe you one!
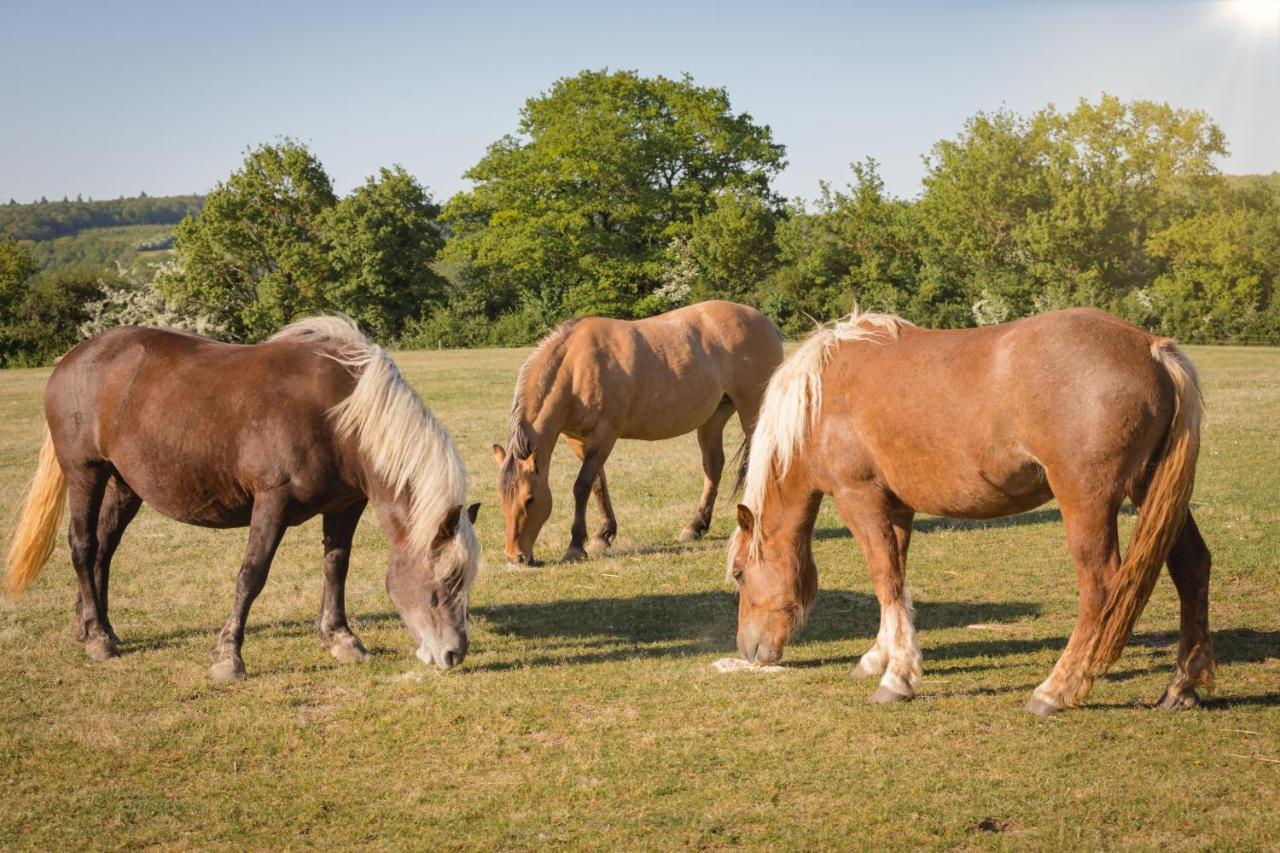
[1224,172,1280,194]
[0,194,203,242]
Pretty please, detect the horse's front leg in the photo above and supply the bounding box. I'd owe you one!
[318,501,369,664]
[565,436,617,551]
[562,433,616,563]
[834,486,921,703]
[851,507,914,680]
[210,490,288,681]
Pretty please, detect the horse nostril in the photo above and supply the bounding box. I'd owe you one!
[443,648,462,668]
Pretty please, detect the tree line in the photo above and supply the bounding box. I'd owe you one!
[2,70,1278,366]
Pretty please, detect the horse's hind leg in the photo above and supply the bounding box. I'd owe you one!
[1027,493,1121,716]
[564,436,617,550]
[66,464,114,660]
[210,490,288,681]
[318,501,369,664]
[1158,512,1214,710]
[679,398,735,542]
[76,474,141,648]
[834,486,922,703]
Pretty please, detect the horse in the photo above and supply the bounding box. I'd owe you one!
[492,300,783,565]
[728,307,1210,715]
[4,317,481,680]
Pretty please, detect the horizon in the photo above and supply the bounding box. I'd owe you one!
[3,1,1278,205]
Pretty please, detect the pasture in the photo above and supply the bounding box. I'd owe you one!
[1,343,1277,848]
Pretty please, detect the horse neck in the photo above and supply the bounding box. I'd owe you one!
[514,345,574,454]
[364,481,414,553]
[757,457,823,577]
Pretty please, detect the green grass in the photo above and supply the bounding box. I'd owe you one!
[1,344,1278,849]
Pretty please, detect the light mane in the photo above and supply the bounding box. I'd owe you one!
[730,307,910,568]
[500,318,584,492]
[271,316,478,588]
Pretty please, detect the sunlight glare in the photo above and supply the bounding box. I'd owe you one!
[1220,0,1280,31]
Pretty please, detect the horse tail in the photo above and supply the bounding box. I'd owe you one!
[729,434,750,497]
[1088,340,1203,675]
[4,427,67,599]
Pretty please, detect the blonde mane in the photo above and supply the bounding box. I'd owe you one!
[271,316,478,585]
[732,307,910,564]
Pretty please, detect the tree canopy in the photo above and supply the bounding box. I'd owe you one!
[441,69,786,324]
[161,142,446,341]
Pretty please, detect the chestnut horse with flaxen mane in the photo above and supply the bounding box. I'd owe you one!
[493,300,783,565]
[5,317,480,679]
[728,307,1210,715]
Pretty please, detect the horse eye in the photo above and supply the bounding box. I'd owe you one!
[524,494,535,507]
[732,566,745,583]
[429,591,440,608]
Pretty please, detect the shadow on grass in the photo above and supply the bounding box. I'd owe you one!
[120,587,1278,695]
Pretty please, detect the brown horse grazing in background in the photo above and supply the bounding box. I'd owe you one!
[492,300,783,565]
[729,307,1210,715]
[4,317,481,679]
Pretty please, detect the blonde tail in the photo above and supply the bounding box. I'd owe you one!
[4,428,67,599]
[1088,340,1203,674]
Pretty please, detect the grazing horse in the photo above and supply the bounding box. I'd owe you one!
[4,317,481,679]
[492,301,783,565]
[728,307,1211,715]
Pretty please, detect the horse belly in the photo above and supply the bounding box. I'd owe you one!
[619,372,724,440]
[111,454,255,528]
[886,456,1052,520]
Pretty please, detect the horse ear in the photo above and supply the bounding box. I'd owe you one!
[491,444,506,465]
[466,502,481,524]
[435,505,464,544]
[736,504,755,533]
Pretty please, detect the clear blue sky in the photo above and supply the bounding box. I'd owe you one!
[2,0,1277,204]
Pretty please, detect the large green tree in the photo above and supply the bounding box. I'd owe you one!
[320,167,448,340]
[917,94,1227,323]
[441,69,786,323]
[162,140,337,340]
[163,143,447,342]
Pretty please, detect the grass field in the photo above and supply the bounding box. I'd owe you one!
[1,343,1277,849]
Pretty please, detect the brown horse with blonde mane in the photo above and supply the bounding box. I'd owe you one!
[729,307,1211,715]
[493,300,783,564]
[4,317,480,679]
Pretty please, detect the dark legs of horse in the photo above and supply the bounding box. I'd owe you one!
[834,485,921,703]
[564,436,617,552]
[1159,512,1215,710]
[210,490,288,681]
[76,475,142,649]
[318,501,369,664]
[66,464,114,660]
[563,434,616,563]
[679,399,735,542]
[1027,489,1122,716]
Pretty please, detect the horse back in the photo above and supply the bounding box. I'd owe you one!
[46,327,362,527]
[813,309,1174,517]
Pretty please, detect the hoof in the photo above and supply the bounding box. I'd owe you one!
[1157,687,1199,711]
[560,546,589,563]
[328,635,369,664]
[1024,696,1062,717]
[851,657,885,679]
[210,657,246,682]
[84,636,119,662]
[677,526,705,543]
[870,684,913,704]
